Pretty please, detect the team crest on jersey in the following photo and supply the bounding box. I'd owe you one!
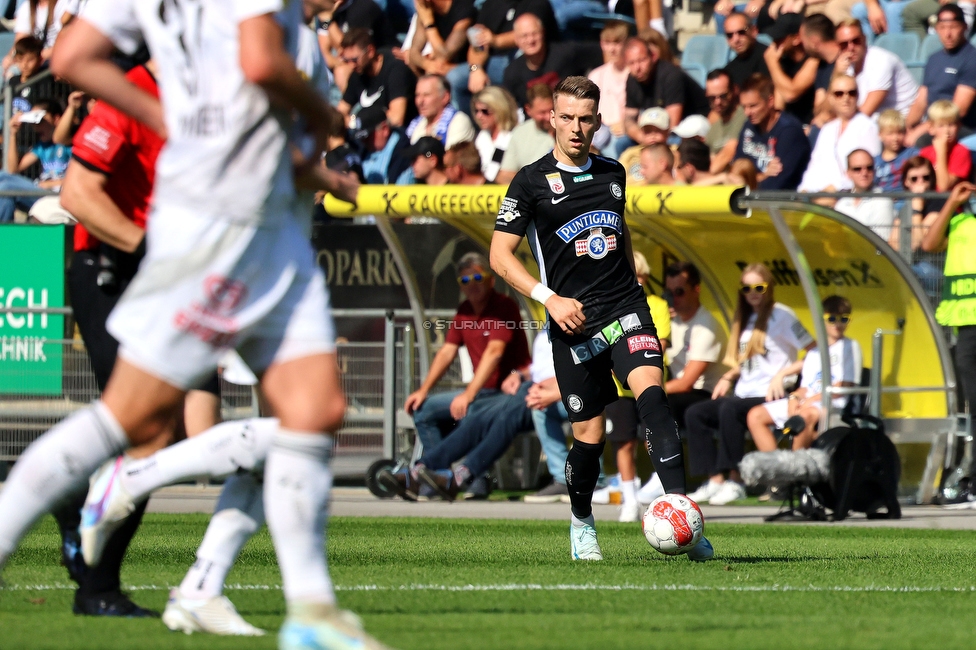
[546,172,565,194]
[575,228,616,259]
[610,182,623,199]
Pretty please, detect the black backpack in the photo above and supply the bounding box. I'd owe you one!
[809,414,902,521]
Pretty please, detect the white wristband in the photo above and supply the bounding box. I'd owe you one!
[530,283,556,305]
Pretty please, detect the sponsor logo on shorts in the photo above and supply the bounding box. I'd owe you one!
[610,182,623,199]
[570,332,610,364]
[602,320,624,345]
[546,172,565,194]
[567,394,583,413]
[620,313,641,332]
[627,334,661,354]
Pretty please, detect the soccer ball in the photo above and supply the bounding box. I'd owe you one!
[642,494,704,555]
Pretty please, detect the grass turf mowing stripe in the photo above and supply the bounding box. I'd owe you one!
[7,582,976,593]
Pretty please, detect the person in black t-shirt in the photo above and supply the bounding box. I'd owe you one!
[338,28,417,128]
[623,37,709,145]
[723,12,770,89]
[798,13,839,129]
[763,12,818,125]
[316,0,392,93]
[490,75,714,563]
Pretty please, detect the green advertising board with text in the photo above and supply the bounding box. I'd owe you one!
[0,225,64,395]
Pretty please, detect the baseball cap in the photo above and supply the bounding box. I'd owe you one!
[350,105,387,141]
[638,107,670,130]
[937,3,966,23]
[403,136,445,160]
[766,12,803,42]
[672,114,711,140]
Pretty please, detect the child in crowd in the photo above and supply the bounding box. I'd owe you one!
[874,109,918,196]
[746,295,862,451]
[919,100,972,192]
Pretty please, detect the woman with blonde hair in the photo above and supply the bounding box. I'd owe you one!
[685,263,816,505]
[471,86,518,183]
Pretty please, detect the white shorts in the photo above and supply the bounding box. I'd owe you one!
[108,208,335,391]
[763,398,826,429]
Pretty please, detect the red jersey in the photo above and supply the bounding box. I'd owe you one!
[71,65,162,252]
[445,291,532,390]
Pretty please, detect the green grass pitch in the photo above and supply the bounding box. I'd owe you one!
[2,514,975,649]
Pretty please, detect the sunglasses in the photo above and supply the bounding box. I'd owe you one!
[725,28,749,38]
[824,313,852,324]
[706,91,730,102]
[474,107,493,116]
[740,283,768,294]
[906,174,931,183]
[832,89,858,98]
[457,272,490,285]
[849,165,874,173]
[837,37,864,48]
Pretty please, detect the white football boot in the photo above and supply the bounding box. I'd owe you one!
[80,456,136,566]
[570,522,604,560]
[279,608,392,650]
[162,589,265,636]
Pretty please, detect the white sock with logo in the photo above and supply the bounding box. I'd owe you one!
[0,402,128,565]
[264,429,336,609]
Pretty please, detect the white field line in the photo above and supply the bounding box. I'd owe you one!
[2,583,976,594]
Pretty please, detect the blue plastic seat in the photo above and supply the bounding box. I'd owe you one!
[682,63,707,88]
[681,35,730,73]
[918,33,943,63]
[905,61,925,85]
[874,32,920,62]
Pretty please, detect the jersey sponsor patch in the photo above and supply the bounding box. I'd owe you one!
[627,334,661,354]
[82,125,114,154]
[573,173,593,183]
[556,210,622,242]
[546,172,565,194]
[496,196,521,223]
[575,229,616,258]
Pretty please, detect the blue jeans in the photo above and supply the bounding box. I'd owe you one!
[420,382,533,476]
[411,387,500,451]
[852,0,906,38]
[549,0,608,33]
[0,173,41,223]
[531,401,570,485]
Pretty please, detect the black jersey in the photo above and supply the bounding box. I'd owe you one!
[495,152,646,334]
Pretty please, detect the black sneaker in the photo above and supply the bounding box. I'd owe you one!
[376,467,420,501]
[60,526,88,585]
[417,467,460,501]
[462,475,491,500]
[73,590,159,618]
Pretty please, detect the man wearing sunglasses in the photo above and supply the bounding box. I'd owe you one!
[723,12,769,90]
[403,252,532,466]
[834,148,895,238]
[337,28,416,129]
[491,76,713,562]
[833,20,917,119]
[704,69,746,174]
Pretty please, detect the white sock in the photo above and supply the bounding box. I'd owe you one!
[621,479,638,505]
[120,418,277,501]
[180,473,264,599]
[0,402,128,565]
[264,429,335,608]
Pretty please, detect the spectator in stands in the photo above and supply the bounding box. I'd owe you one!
[640,143,678,184]
[686,263,815,505]
[406,74,476,148]
[523,325,571,503]
[892,156,944,298]
[589,20,633,158]
[735,73,811,189]
[906,4,976,140]
[52,89,84,146]
[462,0,558,99]
[472,86,518,183]
[403,136,448,185]
[623,37,709,144]
[502,13,589,110]
[799,13,840,129]
[317,0,392,93]
[851,0,906,38]
[639,25,676,64]
[673,114,712,142]
[705,69,747,174]
[799,74,881,195]
[834,148,896,238]
[402,251,532,453]
[406,0,475,85]
[902,0,973,38]
[338,29,416,129]
[746,295,862,452]
[919,99,972,191]
[675,137,725,184]
[9,37,43,113]
[713,0,768,36]
[724,12,771,89]
[0,98,69,222]
[354,105,412,184]
[4,0,68,67]
[875,109,919,195]
[443,141,486,185]
[763,12,820,125]
[833,19,918,118]
[619,107,671,186]
[495,82,555,184]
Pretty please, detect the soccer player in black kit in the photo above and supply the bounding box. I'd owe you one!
[490,76,713,561]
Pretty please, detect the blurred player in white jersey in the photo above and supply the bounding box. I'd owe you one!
[0,0,386,647]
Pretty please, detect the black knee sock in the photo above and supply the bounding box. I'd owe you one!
[637,386,686,494]
[565,439,605,520]
[52,492,88,585]
[81,499,149,595]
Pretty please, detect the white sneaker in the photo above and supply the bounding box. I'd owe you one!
[162,589,265,636]
[687,480,723,503]
[80,457,136,566]
[279,609,391,650]
[708,480,747,505]
[686,536,714,561]
[637,473,665,504]
[618,500,642,523]
[570,522,603,560]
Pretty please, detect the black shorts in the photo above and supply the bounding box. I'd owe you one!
[551,307,663,422]
[605,397,642,444]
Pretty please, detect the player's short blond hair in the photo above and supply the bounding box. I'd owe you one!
[927,99,960,124]
[877,109,905,133]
